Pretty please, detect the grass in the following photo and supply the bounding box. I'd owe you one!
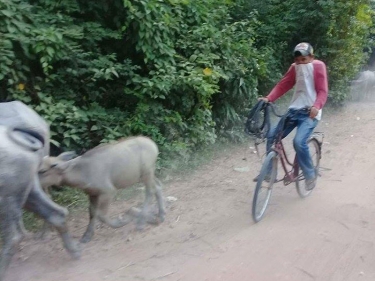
[22,211,44,232]
[50,187,88,210]
[23,187,88,231]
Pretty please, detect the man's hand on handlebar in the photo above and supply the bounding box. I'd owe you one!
[257,98,318,119]
[258,97,269,103]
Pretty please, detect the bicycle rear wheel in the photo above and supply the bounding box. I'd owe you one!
[296,137,321,198]
[252,151,278,223]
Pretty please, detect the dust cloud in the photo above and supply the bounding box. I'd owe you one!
[350,70,375,102]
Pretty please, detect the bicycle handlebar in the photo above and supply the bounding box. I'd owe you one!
[266,102,284,117]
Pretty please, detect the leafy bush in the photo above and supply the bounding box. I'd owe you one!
[0,0,373,158]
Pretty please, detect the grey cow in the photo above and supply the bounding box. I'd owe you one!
[0,101,52,237]
[0,101,50,157]
[0,126,80,281]
[39,136,166,243]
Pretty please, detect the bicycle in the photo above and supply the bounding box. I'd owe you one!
[251,103,324,223]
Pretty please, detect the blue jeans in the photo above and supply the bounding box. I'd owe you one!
[266,109,318,180]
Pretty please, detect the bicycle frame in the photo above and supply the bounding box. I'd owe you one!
[250,102,324,185]
[272,138,300,186]
[272,131,324,186]
[250,103,325,223]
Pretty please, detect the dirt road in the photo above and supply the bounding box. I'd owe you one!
[6,101,375,281]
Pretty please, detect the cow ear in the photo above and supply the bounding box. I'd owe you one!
[55,161,72,172]
[57,151,77,161]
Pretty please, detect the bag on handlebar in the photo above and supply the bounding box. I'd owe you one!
[244,100,270,138]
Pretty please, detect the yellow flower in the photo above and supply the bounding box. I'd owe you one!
[17,83,25,90]
[203,67,212,76]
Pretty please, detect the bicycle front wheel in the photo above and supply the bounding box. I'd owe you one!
[252,151,278,223]
[296,137,321,198]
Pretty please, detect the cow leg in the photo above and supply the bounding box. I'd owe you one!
[24,179,81,260]
[82,192,131,243]
[36,186,54,240]
[0,196,24,281]
[17,218,31,238]
[136,179,154,231]
[96,193,131,229]
[80,195,99,243]
[154,178,166,222]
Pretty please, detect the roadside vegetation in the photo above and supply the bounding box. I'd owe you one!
[1,0,373,227]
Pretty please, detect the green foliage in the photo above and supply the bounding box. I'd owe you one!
[322,1,373,103]
[232,0,374,103]
[1,0,374,226]
[0,0,373,158]
[49,187,88,210]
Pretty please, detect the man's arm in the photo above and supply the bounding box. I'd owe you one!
[266,64,296,102]
[313,61,328,109]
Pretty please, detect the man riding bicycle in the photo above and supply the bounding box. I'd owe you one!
[255,42,328,191]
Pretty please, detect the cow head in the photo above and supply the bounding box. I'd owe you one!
[38,151,77,188]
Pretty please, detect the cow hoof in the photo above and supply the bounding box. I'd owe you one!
[70,249,81,260]
[68,242,82,260]
[136,223,145,232]
[158,213,166,223]
[80,235,92,244]
[146,215,159,225]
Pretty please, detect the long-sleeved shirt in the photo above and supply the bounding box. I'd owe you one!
[267,60,328,112]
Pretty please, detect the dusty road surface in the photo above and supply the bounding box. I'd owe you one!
[5,101,375,281]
